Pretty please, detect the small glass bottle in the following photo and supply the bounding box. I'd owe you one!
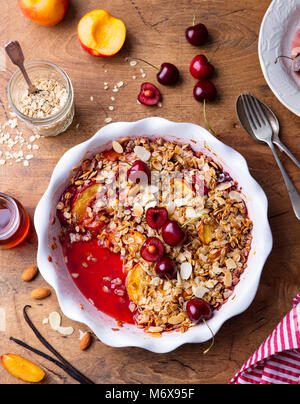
[0,193,30,249]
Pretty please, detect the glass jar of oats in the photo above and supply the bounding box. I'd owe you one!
[7,61,74,137]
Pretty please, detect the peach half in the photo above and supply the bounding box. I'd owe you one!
[18,0,69,27]
[78,9,126,57]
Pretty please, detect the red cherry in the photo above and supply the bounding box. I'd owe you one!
[190,55,215,80]
[146,207,168,229]
[128,58,180,86]
[138,82,161,106]
[193,79,217,102]
[140,237,165,262]
[186,298,212,323]
[127,160,151,184]
[155,257,177,279]
[185,23,209,46]
[162,220,187,247]
[157,63,180,86]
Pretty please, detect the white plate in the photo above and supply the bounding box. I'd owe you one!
[34,118,273,353]
[259,0,300,116]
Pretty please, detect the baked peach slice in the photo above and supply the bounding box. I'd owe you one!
[174,178,195,198]
[72,183,103,223]
[78,9,126,57]
[1,354,45,383]
[127,263,145,305]
[198,221,216,245]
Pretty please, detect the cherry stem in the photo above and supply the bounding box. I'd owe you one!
[192,9,200,26]
[202,318,215,355]
[127,57,159,71]
[181,214,209,228]
[203,99,218,137]
[275,55,293,64]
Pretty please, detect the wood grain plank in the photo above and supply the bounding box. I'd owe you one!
[0,0,299,384]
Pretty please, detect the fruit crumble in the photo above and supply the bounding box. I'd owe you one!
[57,137,253,335]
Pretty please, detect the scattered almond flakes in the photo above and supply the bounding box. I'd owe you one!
[112,141,123,154]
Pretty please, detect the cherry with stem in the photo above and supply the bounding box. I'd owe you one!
[127,57,180,85]
[185,13,209,47]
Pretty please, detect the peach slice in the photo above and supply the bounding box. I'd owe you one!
[72,183,103,223]
[127,263,145,305]
[127,231,147,255]
[198,221,216,245]
[174,178,194,198]
[18,0,69,27]
[78,9,126,57]
[1,354,45,383]
[131,230,147,245]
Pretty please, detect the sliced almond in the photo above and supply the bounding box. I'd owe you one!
[80,333,92,351]
[31,288,51,300]
[180,262,193,280]
[193,285,209,299]
[134,146,151,162]
[22,266,38,282]
[58,326,74,336]
[228,190,243,202]
[132,203,144,217]
[112,141,123,154]
[215,181,232,191]
[166,201,175,215]
[49,312,61,331]
[147,326,163,333]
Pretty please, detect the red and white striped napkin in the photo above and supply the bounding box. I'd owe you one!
[230,294,300,384]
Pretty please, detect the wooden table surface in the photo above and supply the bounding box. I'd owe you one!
[0,0,299,385]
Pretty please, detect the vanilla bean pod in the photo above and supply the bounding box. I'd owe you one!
[23,305,94,384]
[10,337,88,384]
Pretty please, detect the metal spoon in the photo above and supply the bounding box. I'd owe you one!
[5,41,40,95]
[236,95,300,169]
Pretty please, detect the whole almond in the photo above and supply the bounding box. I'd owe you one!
[80,333,92,351]
[31,288,51,300]
[22,266,39,282]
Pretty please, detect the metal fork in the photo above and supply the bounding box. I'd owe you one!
[241,92,300,220]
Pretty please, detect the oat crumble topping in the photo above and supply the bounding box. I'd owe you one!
[57,137,253,335]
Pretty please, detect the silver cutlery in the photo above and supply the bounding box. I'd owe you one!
[5,41,40,95]
[236,94,300,169]
[236,92,300,220]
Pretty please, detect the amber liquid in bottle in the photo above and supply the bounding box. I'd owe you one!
[0,193,30,249]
